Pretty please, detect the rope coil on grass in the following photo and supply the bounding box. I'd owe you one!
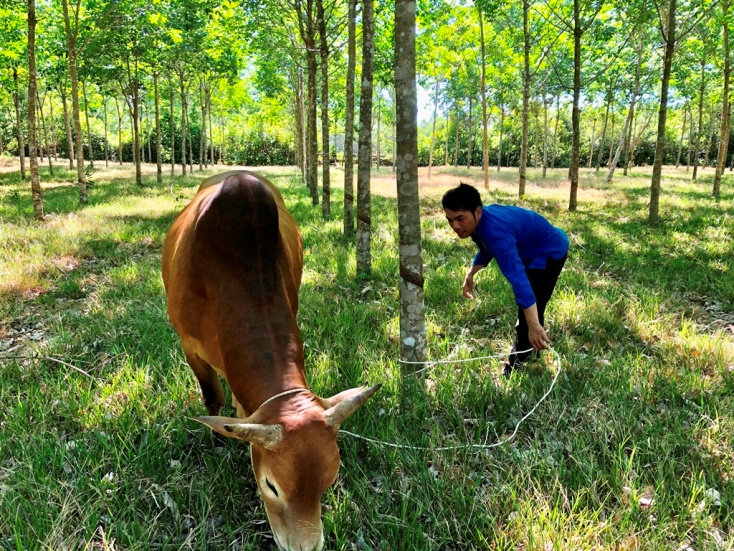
[339,347,562,453]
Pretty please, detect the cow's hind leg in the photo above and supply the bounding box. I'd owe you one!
[185,351,224,416]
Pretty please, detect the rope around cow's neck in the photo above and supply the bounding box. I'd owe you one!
[258,387,308,410]
[339,347,561,452]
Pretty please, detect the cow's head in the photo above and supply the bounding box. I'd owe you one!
[195,384,380,551]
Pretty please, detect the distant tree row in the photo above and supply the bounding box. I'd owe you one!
[1,0,728,224]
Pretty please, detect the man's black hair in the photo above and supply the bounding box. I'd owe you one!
[442,183,482,212]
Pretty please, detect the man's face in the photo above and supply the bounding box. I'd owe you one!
[444,206,482,239]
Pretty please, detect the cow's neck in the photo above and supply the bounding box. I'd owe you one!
[214,290,308,414]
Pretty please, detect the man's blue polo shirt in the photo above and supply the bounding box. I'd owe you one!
[470,205,569,309]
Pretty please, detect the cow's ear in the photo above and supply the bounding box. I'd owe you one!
[192,416,284,449]
[322,384,381,430]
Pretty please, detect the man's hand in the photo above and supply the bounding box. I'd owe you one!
[527,323,550,351]
[462,276,474,299]
[462,265,484,299]
[523,303,550,351]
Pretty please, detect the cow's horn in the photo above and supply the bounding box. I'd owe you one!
[222,423,284,450]
[323,383,381,430]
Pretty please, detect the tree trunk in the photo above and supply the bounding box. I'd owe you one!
[61,0,88,203]
[428,78,439,179]
[453,105,459,167]
[103,98,109,167]
[344,0,356,235]
[28,0,43,220]
[587,115,596,168]
[82,80,93,168]
[498,107,505,171]
[542,93,549,178]
[607,44,642,183]
[606,105,633,183]
[568,0,581,211]
[676,105,688,168]
[13,68,27,180]
[693,59,706,180]
[179,74,187,176]
[147,99,152,167]
[36,99,44,163]
[294,68,306,180]
[317,0,331,215]
[444,111,450,166]
[479,5,489,189]
[356,0,374,278]
[61,85,74,168]
[686,107,693,171]
[48,92,57,160]
[596,88,612,171]
[649,0,677,224]
[395,0,426,366]
[208,91,214,167]
[551,95,560,169]
[298,0,319,204]
[519,0,531,198]
[169,82,175,175]
[199,80,205,171]
[467,95,473,169]
[37,90,54,177]
[114,95,123,165]
[188,102,194,173]
[376,93,381,171]
[714,0,730,199]
[154,72,162,183]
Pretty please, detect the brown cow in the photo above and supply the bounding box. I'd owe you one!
[162,171,379,551]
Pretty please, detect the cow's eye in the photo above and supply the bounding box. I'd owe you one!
[265,478,279,497]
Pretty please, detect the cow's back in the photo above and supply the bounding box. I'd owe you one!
[161,171,303,385]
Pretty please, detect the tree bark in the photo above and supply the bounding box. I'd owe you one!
[61,84,74,168]
[154,72,162,183]
[479,5,489,189]
[519,0,531,198]
[542,93,549,178]
[649,0,677,224]
[13,68,27,180]
[395,0,426,366]
[444,111,449,166]
[428,78,439,179]
[178,73,187,176]
[596,87,612,171]
[61,0,88,203]
[37,90,54,177]
[317,0,331,215]
[568,0,581,211]
[28,0,43,220]
[103,97,108,167]
[82,80,93,168]
[356,0,374,278]
[607,44,642,183]
[587,115,596,168]
[344,0,356,237]
[676,105,688,168]
[114,95,122,165]
[169,82,175,175]
[467,95,473,169]
[714,0,730,199]
[693,58,706,180]
[498,107,505,171]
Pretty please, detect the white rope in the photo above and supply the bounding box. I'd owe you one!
[399,347,535,376]
[339,347,561,453]
[258,388,307,409]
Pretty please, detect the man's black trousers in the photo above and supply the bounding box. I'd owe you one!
[508,253,568,367]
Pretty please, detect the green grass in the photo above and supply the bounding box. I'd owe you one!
[0,160,732,550]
